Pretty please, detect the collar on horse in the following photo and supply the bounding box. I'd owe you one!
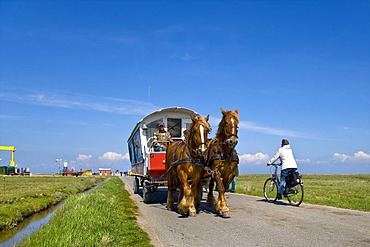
[171,140,205,169]
[208,138,238,162]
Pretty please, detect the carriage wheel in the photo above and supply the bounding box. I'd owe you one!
[198,183,203,201]
[143,181,152,203]
[133,177,139,194]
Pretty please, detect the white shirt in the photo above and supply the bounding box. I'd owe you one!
[268,145,298,170]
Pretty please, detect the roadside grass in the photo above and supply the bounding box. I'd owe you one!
[236,174,370,211]
[18,176,153,247]
[0,175,105,230]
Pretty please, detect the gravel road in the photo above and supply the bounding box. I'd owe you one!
[121,176,370,247]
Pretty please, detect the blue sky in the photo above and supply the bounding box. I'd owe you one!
[0,1,369,174]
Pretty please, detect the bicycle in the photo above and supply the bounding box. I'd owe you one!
[263,163,304,206]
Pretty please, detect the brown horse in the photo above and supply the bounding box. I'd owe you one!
[166,114,211,216]
[206,108,239,217]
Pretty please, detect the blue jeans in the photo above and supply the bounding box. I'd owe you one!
[231,177,236,191]
[279,168,297,195]
[154,146,166,152]
[227,176,236,191]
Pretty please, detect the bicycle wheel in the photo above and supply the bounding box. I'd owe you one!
[286,184,304,206]
[263,178,278,203]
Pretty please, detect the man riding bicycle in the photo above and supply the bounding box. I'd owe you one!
[267,139,298,200]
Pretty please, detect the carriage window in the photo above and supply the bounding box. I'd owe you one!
[128,130,143,164]
[146,118,163,140]
[167,118,182,138]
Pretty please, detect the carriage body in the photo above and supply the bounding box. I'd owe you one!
[127,107,200,202]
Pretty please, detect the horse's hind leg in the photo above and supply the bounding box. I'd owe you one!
[167,174,175,211]
[207,177,215,206]
[195,180,203,210]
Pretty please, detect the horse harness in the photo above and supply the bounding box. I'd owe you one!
[207,138,239,177]
[170,140,206,170]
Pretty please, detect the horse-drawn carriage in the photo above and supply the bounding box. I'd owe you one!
[127,106,239,217]
[127,107,202,203]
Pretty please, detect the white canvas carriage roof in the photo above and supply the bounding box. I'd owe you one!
[127,106,199,142]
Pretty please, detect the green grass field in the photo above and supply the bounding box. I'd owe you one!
[19,176,153,247]
[0,175,105,230]
[1,174,369,246]
[236,174,370,211]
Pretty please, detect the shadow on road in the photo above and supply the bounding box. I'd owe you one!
[256,198,291,206]
[135,187,225,218]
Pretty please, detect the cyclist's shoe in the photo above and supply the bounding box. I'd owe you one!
[287,189,296,194]
[277,193,282,200]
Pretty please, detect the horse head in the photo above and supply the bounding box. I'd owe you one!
[188,114,211,157]
[219,108,239,149]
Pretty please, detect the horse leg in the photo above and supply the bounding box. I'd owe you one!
[194,180,202,210]
[189,178,201,216]
[217,177,231,218]
[177,171,191,215]
[217,172,236,218]
[207,177,215,206]
[166,173,175,211]
[177,185,183,206]
[213,174,230,217]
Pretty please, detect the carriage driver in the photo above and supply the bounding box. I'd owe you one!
[153,122,173,151]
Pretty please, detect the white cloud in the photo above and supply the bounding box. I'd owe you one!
[76,154,92,162]
[354,151,370,160]
[239,121,302,137]
[0,90,158,116]
[123,153,130,161]
[331,151,370,163]
[208,117,302,138]
[296,158,311,164]
[239,152,269,164]
[332,153,351,162]
[98,152,126,161]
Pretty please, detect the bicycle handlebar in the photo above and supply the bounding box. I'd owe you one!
[267,163,282,167]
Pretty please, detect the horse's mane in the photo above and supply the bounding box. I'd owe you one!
[216,110,239,138]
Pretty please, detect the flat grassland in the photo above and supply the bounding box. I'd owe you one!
[1,174,369,246]
[19,176,153,247]
[0,175,105,230]
[236,174,370,211]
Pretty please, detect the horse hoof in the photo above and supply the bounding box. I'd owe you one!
[167,205,174,211]
[189,211,197,217]
[177,206,186,215]
[222,212,230,218]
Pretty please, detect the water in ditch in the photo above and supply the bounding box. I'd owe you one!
[0,181,104,247]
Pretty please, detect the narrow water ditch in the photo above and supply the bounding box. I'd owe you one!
[0,181,105,247]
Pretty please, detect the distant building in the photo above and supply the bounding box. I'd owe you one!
[98,168,111,176]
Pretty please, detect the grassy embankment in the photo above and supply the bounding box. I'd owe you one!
[19,176,153,247]
[236,174,370,211]
[0,175,105,230]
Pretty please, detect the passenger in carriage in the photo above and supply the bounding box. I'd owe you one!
[154,122,173,151]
